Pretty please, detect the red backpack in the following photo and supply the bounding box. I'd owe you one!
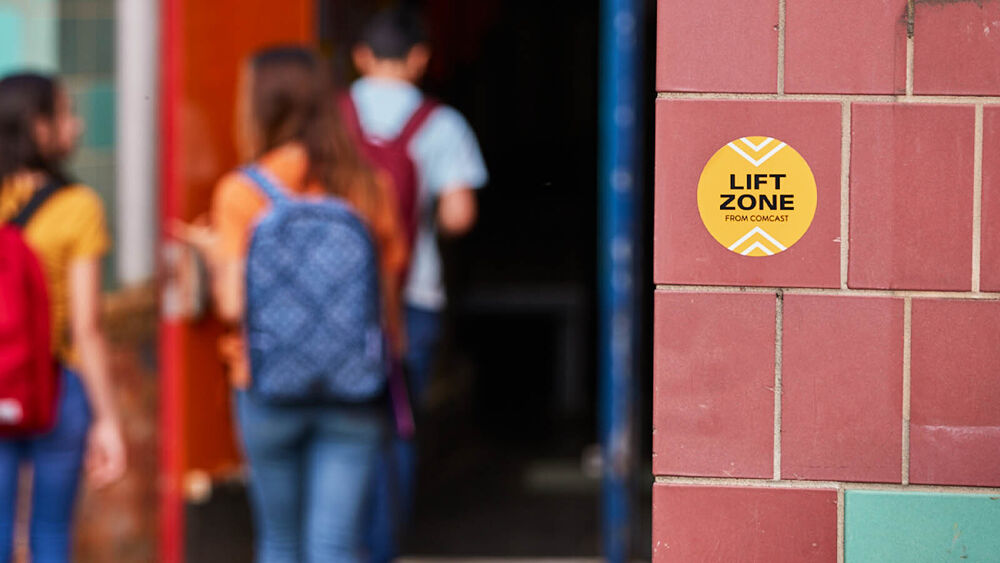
[338,93,438,260]
[0,183,62,436]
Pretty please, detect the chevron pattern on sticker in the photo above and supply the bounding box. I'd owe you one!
[728,226,788,256]
[727,137,788,167]
[697,136,817,258]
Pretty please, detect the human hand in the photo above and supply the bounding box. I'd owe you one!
[169,216,217,260]
[85,417,127,488]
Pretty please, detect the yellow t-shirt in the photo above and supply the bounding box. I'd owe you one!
[0,178,110,367]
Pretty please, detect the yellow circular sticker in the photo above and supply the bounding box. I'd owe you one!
[697,136,817,257]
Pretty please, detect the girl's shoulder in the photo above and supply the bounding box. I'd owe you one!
[27,183,107,230]
[0,179,102,219]
[26,183,109,258]
[213,170,267,214]
[48,183,104,211]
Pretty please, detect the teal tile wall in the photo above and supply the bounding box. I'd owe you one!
[0,0,58,77]
[74,81,115,148]
[0,9,25,75]
[58,15,114,75]
[845,490,1000,562]
[59,0,117,287]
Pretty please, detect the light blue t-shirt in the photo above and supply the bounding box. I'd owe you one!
[350,77,488,311]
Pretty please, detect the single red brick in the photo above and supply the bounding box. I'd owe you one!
[785,0,908,94]
[656,0,778,93]
[849,104,974,291]
[653,291,775,478]
[913,1,1000,95]
[910,299,1000,487]
[980,107,1000,291]
[652,484,838,562]
[654,99,841,287]
[781,295,904,483]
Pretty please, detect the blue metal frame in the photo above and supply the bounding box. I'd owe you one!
[599,0,643,560]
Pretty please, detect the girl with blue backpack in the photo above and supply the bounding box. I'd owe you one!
[175,47,408,562]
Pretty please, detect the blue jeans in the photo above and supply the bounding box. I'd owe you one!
[366,305,442,563]
[236,390,386,563]
[0,369,92,563]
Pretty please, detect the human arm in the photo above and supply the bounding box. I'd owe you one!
[171,175,262,325]
[210,260,245,324]
[170,219,246,325]
[437,186,478,237]
[68,258,126,488]
[420,106,488,237]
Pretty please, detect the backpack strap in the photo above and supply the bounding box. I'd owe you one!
[337,91,438,149]
[242,165,288,205]
[9,181,64,229]
[392,98,438,149]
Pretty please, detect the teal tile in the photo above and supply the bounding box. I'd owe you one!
[94,18,114,74]
[58,17,79,71]
[846,490,1000,562]
[74,19,98,74]
[79,83,115,148]
[67,151,114,196]
[0,9,25,76]
[0,2,57,76]
[59,17,113,75]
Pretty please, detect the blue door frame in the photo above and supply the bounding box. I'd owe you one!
[599,0,644,561]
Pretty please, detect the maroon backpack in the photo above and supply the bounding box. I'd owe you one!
[0,183,62,436]
[338,93,438,261]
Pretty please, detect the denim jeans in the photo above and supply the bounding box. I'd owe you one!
[0,369,92,563]
[366,305,442,563]
[236,390,386,563]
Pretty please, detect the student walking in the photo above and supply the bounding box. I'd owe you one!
[342,8,489,562]
[176,47,408,562]
[0,73,126,563]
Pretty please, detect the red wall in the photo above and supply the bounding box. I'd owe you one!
[653,1,1000,560]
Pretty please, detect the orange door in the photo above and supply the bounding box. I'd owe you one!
[159,1,314,560]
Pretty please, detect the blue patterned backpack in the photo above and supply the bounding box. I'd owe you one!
[242,165,386,403]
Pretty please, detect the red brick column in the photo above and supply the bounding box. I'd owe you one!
[653,1,1000,560]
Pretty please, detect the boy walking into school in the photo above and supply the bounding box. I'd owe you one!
[341,7,489,562]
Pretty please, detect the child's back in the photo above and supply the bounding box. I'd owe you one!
[348,8,488,563]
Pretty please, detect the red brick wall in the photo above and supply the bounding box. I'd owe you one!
[652,1,1000,560]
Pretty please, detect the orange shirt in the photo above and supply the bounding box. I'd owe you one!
[211,143,408,388]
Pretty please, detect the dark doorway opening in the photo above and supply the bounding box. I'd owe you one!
[320,0,654,558]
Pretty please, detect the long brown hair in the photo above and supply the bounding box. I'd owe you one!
[237,46,375,201]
